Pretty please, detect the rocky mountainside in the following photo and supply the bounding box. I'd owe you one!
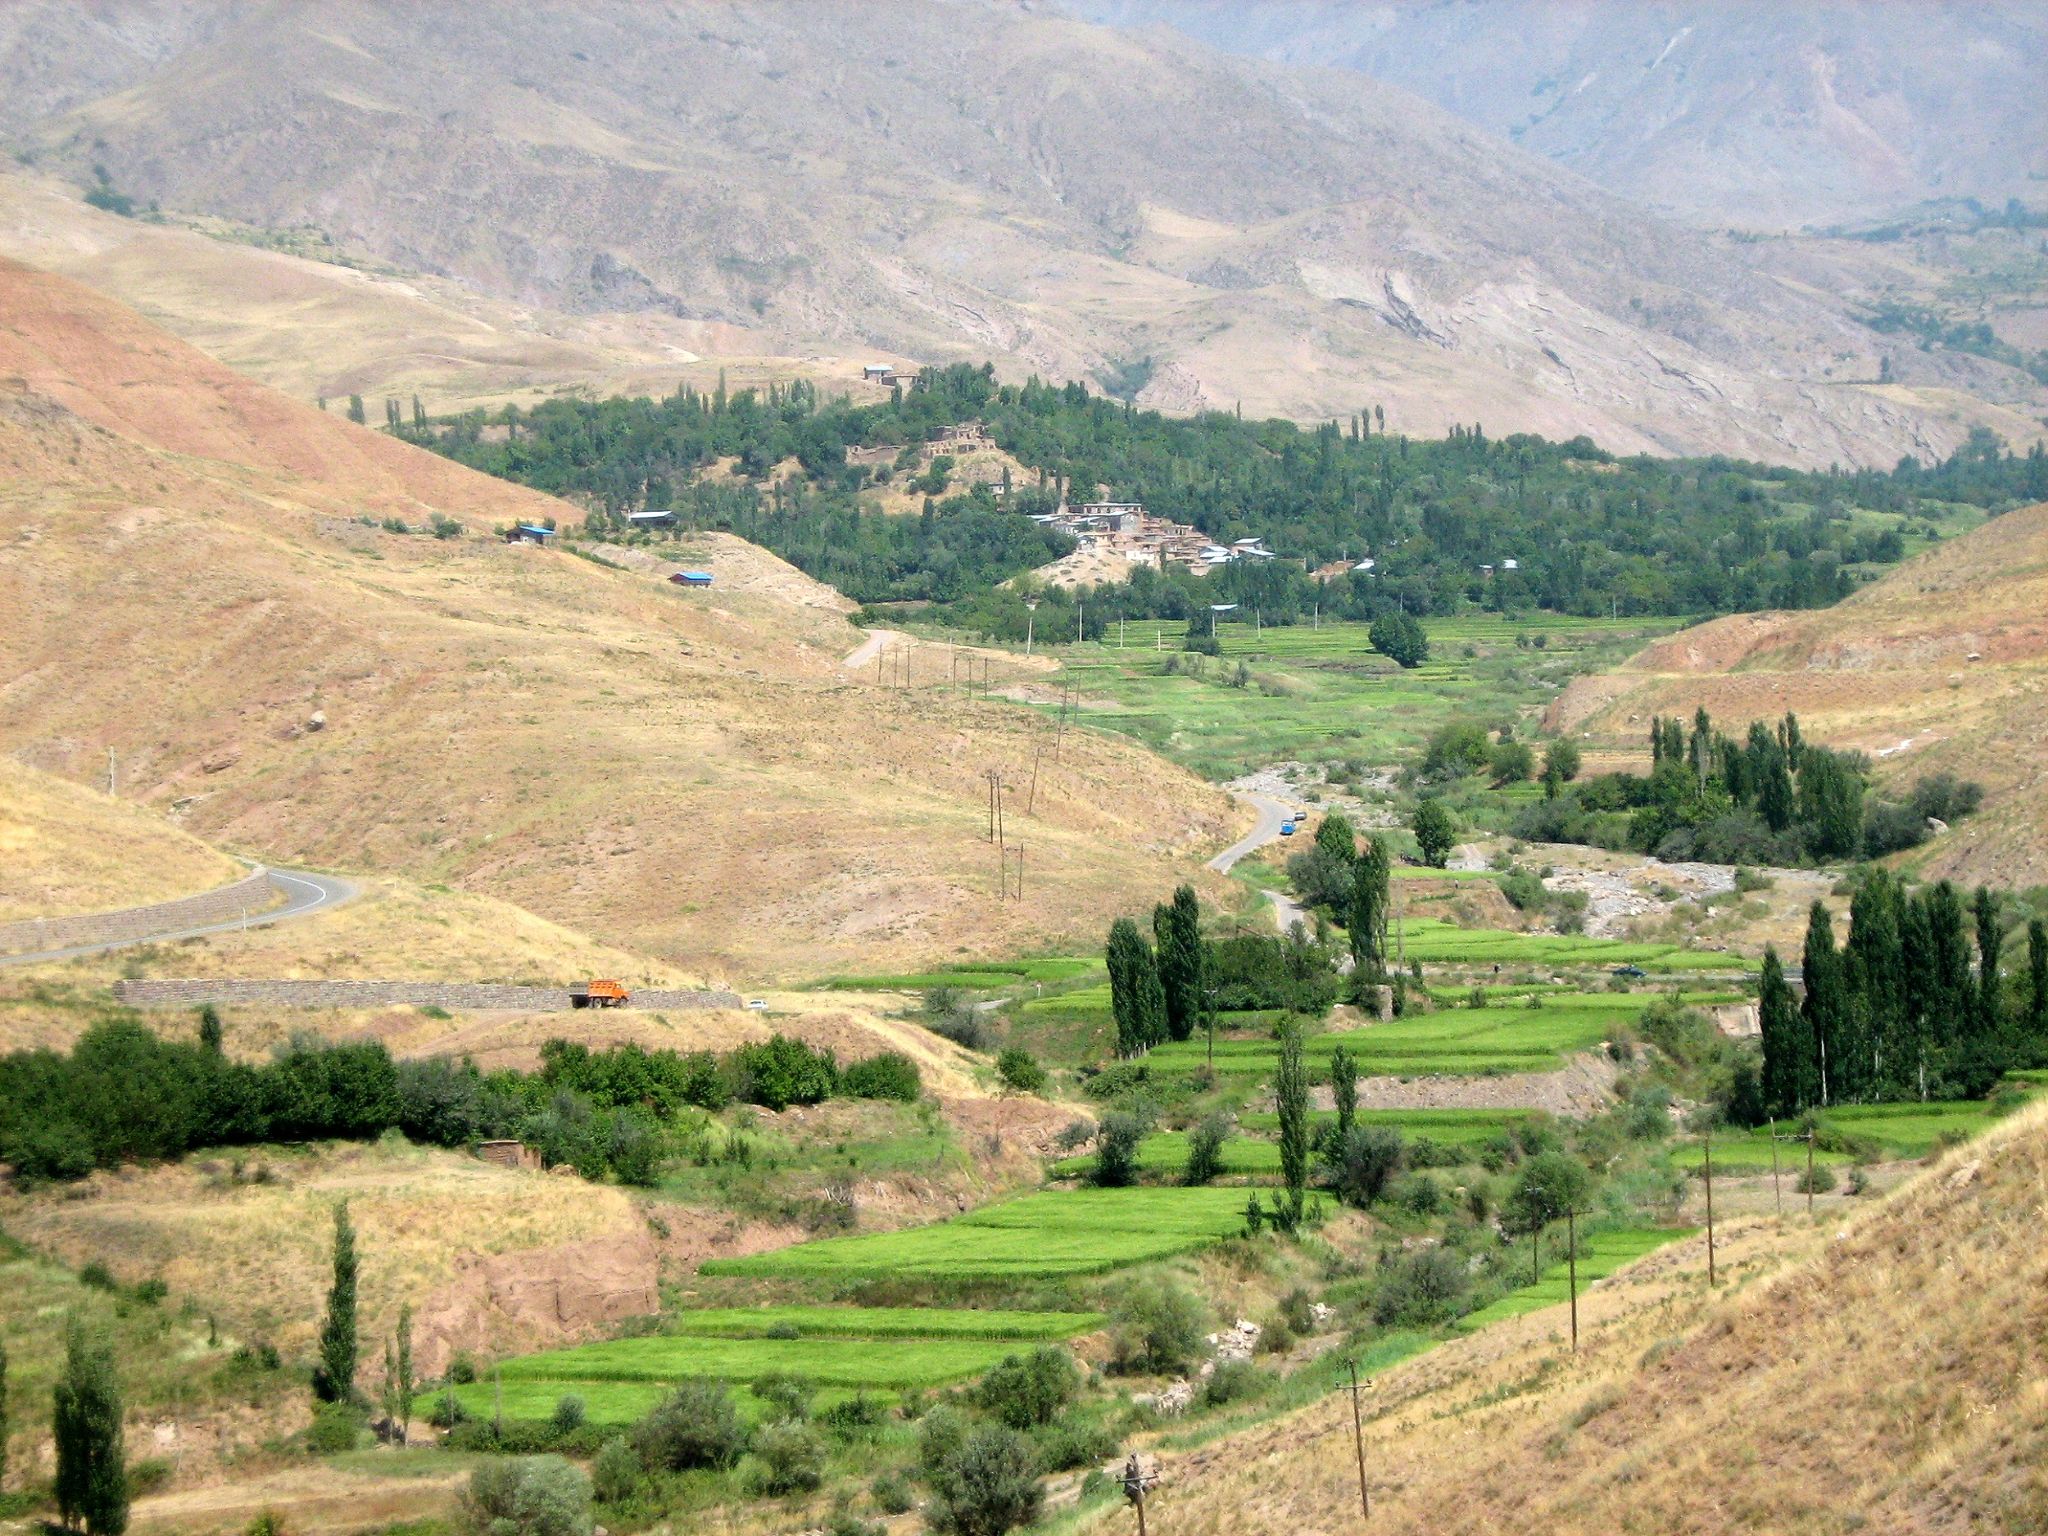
[1072,0,2048,229]
[0,0,2026,466]
[0,257,1235,979]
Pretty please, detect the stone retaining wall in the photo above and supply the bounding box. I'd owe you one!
[0,869,280,957]
[111,978,741,1012]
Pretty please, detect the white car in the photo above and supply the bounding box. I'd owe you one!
[746,998,769,1011]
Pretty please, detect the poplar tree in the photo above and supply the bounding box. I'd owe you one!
[1328,1044,1357,1142]
[315,1202,359,1404]
[381,1304,414,1445]
[54,1320,127,1536]
[1974,887,2003,1034]
[1757,949,1802,1116]
[2029,918,2048,1041]
[1106,919,1166,1057]
[197,1005,223,1055]
[1348,838,1391,980]
[1274,1016,1310,1228]
[346,394,366,425]
[1924,882,1972,1054]
[1153,885,1203,1043]
[1801,903,1842,1106]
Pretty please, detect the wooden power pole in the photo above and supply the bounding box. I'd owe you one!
[1567,1207,1579,1352]
[1702,1132,1718,1289]
[1346,1360,1370,1517]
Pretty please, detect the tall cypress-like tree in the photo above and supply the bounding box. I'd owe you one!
[1348,839,1391,980]
[1801,902,1842,1107]
[315,1201,359,1405]
[1844,870,1904,1099]
[1274,1017,1310,1227]
[1925,882,1973,1054]
[1314,810,1358,869]
[197,1004,223,1055]
[1328,1044,1358,1142]
[381,1304,415,1445]
[2029,918,2048,1043]
[1153,886,1203,1043]
[1758,949,1803,1117]
[1899,896,1936,1100]
[1106,919,1166,1056]
[1974,887,2003,1035]
[54,1320,127,1536]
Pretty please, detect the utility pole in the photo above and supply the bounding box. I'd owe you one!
[107,747,116,797]
[1028,743,1043,816]
[1567,1207,1579,1352]
[1024,598,1038,657]
[1702,1131,1718,1289]
[1013,844,1024,900]
[1121,1454,1159,1536]
[1077,599,1084,645]
[986,770,998,842]
[1345,1361,1370,1517]
[1769,1118,1783,1220]
[1805,1130,1816,1219]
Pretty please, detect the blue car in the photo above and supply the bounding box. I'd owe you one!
[1280,821,1296,836]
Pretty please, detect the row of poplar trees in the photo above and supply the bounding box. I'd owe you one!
[1105,885,1204,1057]
[1759,870,2048,1114]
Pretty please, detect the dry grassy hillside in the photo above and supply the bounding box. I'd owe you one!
[1550,502,2048,886]
[0,0,2023,465]
[0,259,1237,980]
[1131,1102,2048,1535]
[0,756,243,922]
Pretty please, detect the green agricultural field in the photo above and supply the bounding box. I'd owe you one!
[816,956,1102,991]
[421,1377,872,1430]
[704,1185,1253,1281]
[1459,1226,1693,1329]
[1041,615,1679,780]
[497,1335,1023,1390]
[1239,1107,1542,1147]
[1666,1097,2032,1171]
[1050,1132,1283,1180]
[1148,992,1725,1080]
[1395,918,1745,973]
[663,1306,1104,1340]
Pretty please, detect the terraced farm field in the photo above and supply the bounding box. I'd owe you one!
[1665,1097,2031,1171]
[1239,1107,1541,1146]
[1043,615,1679,779]
[1458,1226,1694,1329]
[1050,1131,1284,1180]
[703,1186,1253,1280]
[1396,918,1744,973]
[817,957,1101,991]
[1148,991,1730,1080]
[420,1306,1104,1427]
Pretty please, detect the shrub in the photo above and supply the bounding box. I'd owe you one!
[751,1419,827,1496]
[752,1371,815,1422]
[1108,1281,1207,1375]
[975,1347,1079,1430]
[79,1262,117,1292]
[915,1404,971,1479]
[924,1425,1043,1536]
[1279,1288,1317,1335]
[550,1396,586,1435]
[923,990,995,1052]
[461,1455,593,1536]
[1182,1113,1230,1185]
[1324,1125,1404,1206]
[1091,1111,1146,1188]
[632,1381,745,1472]
[732,1035,838,1109]
[818,1392,884,1438]
[1031,1416,1118,1472]
[872,1470,916,1514]
[591,1436,640,1504]
[1797,1162,1837,1195]
[449,1352,479,1385]
[430,1390,469,1429]
[1198,1359,1266,1408]
[308,1401,366,1455]
[996,1048,1048,1094]
[1392,1172,1444,1216]
[842,1052,922,1102]
[1372,1247,1469,1327]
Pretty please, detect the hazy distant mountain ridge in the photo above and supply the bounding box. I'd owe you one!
[1069,0,2048,228]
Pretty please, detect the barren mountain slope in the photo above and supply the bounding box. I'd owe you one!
[1549,502,2048,887]
[1132,1101,2048,1535]
[0,259,1235,979]
[1074,0,2048,229]
[0,0,2016,465]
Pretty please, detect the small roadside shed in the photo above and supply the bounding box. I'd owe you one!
[670,570,713,587]
[505,524,555,545]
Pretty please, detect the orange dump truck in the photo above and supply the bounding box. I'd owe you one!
[569,979,631,1008]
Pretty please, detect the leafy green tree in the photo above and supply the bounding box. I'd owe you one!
[1091,1111,1146,1188]
[632,1382,744,1471]
[1105,918,1166,1056]
[1274,1016,1310,1225]
[1153,885,1204,1043]
[381,1303,415,1444]
[346,394,367,425]
[1314,810,1358,867]
[1328,1044,1358,1142]
[1369,610,1428,668]
[315,1201,359,1404]
[1797,750,1864,861]
[196,1005,223,1055]
[1411,799,1457,868]
[1543,739,1581,783]
[54,1319,127,1536]
[1488,740,1535,785]
[1757,948,1806,1117]
[1347,839,1390,979]
[1504,1151,1592,1280]
[1182,1113,1230,1185]
[1323,1124,1402,1207]
[974,1347,1078,1430]
[2029,918,2048,1045]
[1757,755,1796,833]
[1974,887,2003,1035]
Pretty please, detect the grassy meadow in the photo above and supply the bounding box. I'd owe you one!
[1457,1226,1695,1328]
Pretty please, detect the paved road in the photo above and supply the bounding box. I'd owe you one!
[1209,790,1314,935]
[0,867,360,967]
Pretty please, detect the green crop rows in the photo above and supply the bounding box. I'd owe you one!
[663,1306,1104,1340]
[1238,1107,1541,1146]
[817,956,1101,991]
[1458,1227,1693,1329]
[1665,1096,2032,1170]
[703,1186,1253,1280]
[1049,1132,1283,1180]
[1395,918,1745,973]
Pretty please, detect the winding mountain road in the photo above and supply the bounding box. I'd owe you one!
[1210,790,1313,935]
[0,867,359,967]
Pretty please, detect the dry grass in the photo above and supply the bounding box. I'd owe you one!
[0,756,242,922]
[0,260,1238,983]
[1100,1100,2048,1535]
[1550,501,2048,888]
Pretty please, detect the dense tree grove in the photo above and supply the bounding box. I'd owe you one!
[0,1021,921,1184]
[406,363,2047,629]
[1515,709,1982,866]
[1760,874,2047,1113]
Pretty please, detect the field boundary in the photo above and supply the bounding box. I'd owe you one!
[0,867,282,957]
[111,979,742,1012]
